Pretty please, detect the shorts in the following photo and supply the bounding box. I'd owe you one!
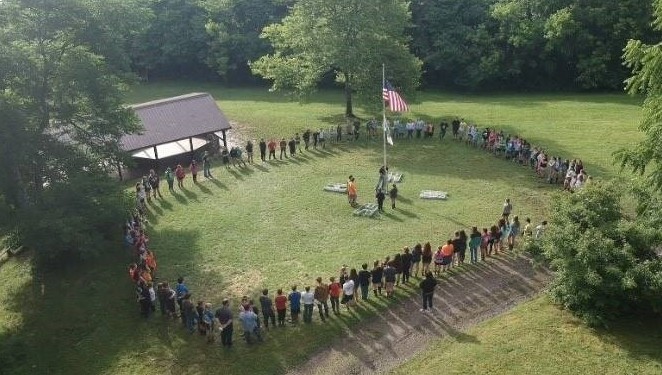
[341,294,353,304]
[441,256,452,265]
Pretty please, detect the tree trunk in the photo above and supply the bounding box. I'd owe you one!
[344,72,354,117]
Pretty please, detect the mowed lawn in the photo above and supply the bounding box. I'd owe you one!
[391,296,662,375]
[0,83,650,375]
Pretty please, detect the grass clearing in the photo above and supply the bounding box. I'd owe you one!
[391,295,662,375]
[0,83,650,375]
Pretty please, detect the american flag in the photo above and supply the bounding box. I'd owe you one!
[383,81,409,112]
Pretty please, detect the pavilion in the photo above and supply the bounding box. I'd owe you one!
[119,92,231,178]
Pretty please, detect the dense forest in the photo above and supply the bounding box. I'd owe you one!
[122,0,658,91]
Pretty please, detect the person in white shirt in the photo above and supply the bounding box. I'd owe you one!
[535,221,548,240]
[301,286,315,323]
[341,279,355,308]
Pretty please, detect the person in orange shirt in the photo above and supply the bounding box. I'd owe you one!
[441,240,454,272]
[347,175,357,207]
[145,249,157,275]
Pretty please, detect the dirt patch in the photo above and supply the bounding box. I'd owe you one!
[286,254,552,375]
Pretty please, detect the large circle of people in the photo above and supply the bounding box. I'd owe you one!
[125,115,582,347]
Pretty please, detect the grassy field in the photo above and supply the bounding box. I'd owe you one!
[0,83,650,375]
[391,296,662,375]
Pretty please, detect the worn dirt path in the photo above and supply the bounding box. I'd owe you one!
[286,254,552,375]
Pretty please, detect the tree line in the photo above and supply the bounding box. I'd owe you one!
[117,0,658,92]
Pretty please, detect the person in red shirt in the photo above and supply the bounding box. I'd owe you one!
[175,164,185,189]
[274,288,288,327]
[328,276,342,315]
[267,139,277,160]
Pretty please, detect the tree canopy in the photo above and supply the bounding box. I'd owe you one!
[616,0,662,191]
[250,0,422,116]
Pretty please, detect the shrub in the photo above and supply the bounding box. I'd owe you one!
[533,181,662,326]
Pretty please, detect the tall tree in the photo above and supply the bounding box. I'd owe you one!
[616,0,662,191]
[0,0,140,265]
[251,0,421,116]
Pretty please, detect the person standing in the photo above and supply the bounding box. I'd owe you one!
[389,184,398,209]
[419,271,437,313]
[341,277,355,308]
[148,169,162,198]
[175,277,189,318]
[469,227,481,264]
[301,286,315,323]
[336,124,342,142]
[508,216,521,250]
[288,137,296,156]
[294,133,302,153]
[371,260,383,296]
[245,141,254,164]
[239,305,262,344]
[303,130,311,150]
[274,289,287,327]
[164,167,175,191]
[268,139,277,160]
[312,130,320,149]
[383,262,396,298]
[439,121,448,139]
[288,285,301,324]
[259,139,267,162]
[259,289,276,329]
[401,247,412,284]
[202,151,213,178]
[347,175,357,207]
[328,277,341,315]
[279,138,288,160]
[411,243,422,277]
[190,160,198,183]
[421,242,433,276]
[502,198,513,218]
[215,298,233,347]
[358,263,372,301]
[376,189,385,212]
[319,129,326,148]
[314,277,330,322]
[182,293,196,333]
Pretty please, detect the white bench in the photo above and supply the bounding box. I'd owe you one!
[353,203,379,217]
[323,183,347,193]
[419,190,448,200]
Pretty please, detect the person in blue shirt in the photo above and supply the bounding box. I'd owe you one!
[175,277,189,322]
[288,285,301,324]
[239,305,262,344]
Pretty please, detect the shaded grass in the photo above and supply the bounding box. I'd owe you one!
[391,295,662,375]
[0,83,647,375]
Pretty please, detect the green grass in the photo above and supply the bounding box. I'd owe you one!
[0,82,651,375]
[391,295,662,375]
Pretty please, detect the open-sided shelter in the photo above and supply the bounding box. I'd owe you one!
[121,92,231,163]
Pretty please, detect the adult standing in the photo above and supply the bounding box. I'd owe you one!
[259,139,267,162]
[508,216,521,250]
[301,286,315,323]
[279,138,288,160]
[314,277,330,322]
[148,169,162,198]
[164,167,175,192]
[303,129,311,150]
[383,262,396,298]
[469,227,481,264]
[502,198,513,218]
[268,139,277,160]
[190,160,198,183]
[312,130,320,149]
[328,277,341,315]
[239,305,262,344]
[419,271,437,313]
[358,263,372,301]
[401,247,412,284]
[288,137,296,156]
[259,289,276,329]
[389,184,398,209]
[246,141,254,164]
[341,277,355,308]
[202,151,213,178]
[215,298,233,347]
[347,175,358,207]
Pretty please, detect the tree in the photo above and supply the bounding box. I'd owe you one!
[616,0,662,191]
[251,0,421,117]
[0,0,141,266]
[205,0,290,83]
[532,182,662,326]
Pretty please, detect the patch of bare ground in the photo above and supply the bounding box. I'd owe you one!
[287,254,552,375]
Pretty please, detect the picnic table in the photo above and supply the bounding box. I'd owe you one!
[419,190,448,200]
[353,203,379,217]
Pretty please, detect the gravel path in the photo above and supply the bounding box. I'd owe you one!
[286,254,552,375]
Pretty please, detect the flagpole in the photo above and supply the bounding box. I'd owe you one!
[382,63,387,170]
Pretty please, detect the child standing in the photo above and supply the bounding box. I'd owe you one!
[389,184,398,209]
[288,286,301,324]
[328,277,341,314]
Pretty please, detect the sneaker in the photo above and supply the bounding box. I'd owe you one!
[419,308,426,312]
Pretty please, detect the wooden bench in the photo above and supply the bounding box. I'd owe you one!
[419,190,448,200]
[323,183,347,194]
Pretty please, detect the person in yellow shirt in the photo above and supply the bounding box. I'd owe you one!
[347,175,357,207]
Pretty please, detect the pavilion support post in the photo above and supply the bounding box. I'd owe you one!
[189,137,194,157]
[153,146,160,170]
[221,129,228,149]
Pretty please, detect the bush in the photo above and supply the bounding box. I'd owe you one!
[536,182,662,326]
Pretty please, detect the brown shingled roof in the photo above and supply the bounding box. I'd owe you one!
[121,92,231,152]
